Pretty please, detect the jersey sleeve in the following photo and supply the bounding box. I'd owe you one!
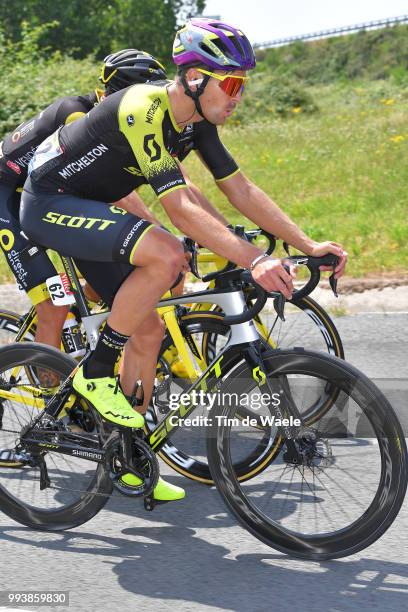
[55,97,90,127]
[194,121,239,182]
[118,89,187,199]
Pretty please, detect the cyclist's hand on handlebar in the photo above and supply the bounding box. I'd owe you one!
[251,257,295,299]
[308,241,348,279]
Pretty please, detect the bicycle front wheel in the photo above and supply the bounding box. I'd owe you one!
[207,349,407,559]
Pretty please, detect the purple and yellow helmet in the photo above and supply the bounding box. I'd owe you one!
[173,18,256,71]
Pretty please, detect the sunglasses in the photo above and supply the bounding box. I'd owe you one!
[196,68,248,97]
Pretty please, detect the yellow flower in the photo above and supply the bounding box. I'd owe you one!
[292,107,302,113]
[382,98,395,105]
[276,158,284,164]
[390,135,405,143]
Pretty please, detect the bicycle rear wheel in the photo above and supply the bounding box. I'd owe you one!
[0,309,34,347]
[149,306,343,485]
[207,349,407,559]
[203,295,344,361]
[0,343,112,530]
[148,312,281,484]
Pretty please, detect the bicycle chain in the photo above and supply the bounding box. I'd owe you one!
[0,427,158,498]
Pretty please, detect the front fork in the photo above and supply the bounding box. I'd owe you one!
[244,342,304,463]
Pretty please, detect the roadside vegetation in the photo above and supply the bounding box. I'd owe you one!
[0,21,406,280]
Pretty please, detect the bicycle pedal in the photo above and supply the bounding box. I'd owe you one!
[144,495,156,511]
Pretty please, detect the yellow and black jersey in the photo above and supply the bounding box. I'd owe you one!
[0,91,100,189]
[30,81,239,201]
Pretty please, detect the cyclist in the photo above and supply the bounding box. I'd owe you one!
[0,49,168,468]
[20,18,347,500]
[0,48,166,346]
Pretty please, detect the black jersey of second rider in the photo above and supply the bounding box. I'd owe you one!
[0,92,99,190]
[29,82,239,201]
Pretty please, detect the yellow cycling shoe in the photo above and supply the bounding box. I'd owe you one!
[73,366,144,429]
[119,473,185,501]
[170,360,190,379]
[163,345,178,366]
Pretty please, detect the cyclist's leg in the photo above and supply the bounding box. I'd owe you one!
[20,185,184,424]
[69,261,184,501]
[75,259,134,307]
[75,258,165,409]
[21,186,186,500]
[120,311,165,410]
[35,301,69,346]
[0,185,69,348]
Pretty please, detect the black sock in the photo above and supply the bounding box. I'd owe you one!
[84,323,129,379]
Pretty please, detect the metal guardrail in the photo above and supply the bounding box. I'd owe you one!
[254,14,408,49]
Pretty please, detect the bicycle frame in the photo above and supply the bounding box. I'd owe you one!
[21,282,286,465]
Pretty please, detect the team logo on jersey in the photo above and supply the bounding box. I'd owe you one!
[145,97,161,124]
[109,206,127,215]
[127,114,135,126]
[11,120,35,143]
[6,160,21,174]
[0,229,15,251]
[43,211,116,231]
[123,166,143,176]
[15,146,36,169]
[143,134,161,162]
[119,219,146,255]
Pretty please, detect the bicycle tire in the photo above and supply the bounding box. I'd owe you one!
[0,343,112,530]
[204,295,344,424]
[148,313,283,484]
[207,348,407,559]
[203,295,344,362]
[148,302,344,485]
[0,309,35,345]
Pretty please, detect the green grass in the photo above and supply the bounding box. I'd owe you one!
[1,79,407,283]
[145,79,408,277]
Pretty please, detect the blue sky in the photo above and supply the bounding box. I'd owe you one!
[202,0,408,44]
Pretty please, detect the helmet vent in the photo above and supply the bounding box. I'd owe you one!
[228,35,245,56]
[199,42,219,59]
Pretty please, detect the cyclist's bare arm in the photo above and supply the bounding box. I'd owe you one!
[216,170,347,278]
[113,190,162,226]
[160,186,294,297]
[178,160,230,225]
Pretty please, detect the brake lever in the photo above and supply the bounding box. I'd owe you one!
[182,237,200,279]
[329,273,338,298]
[273,293,286,321]
[272,261,291,321]
[283,242,292,256]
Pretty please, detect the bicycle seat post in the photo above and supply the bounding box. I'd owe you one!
[60,256,92,319]
[59,255,109,350]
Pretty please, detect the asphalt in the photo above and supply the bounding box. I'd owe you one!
[0,312,407,612]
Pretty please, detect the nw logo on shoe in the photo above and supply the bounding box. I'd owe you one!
[105,411,134,420]
[87,382,96,391]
